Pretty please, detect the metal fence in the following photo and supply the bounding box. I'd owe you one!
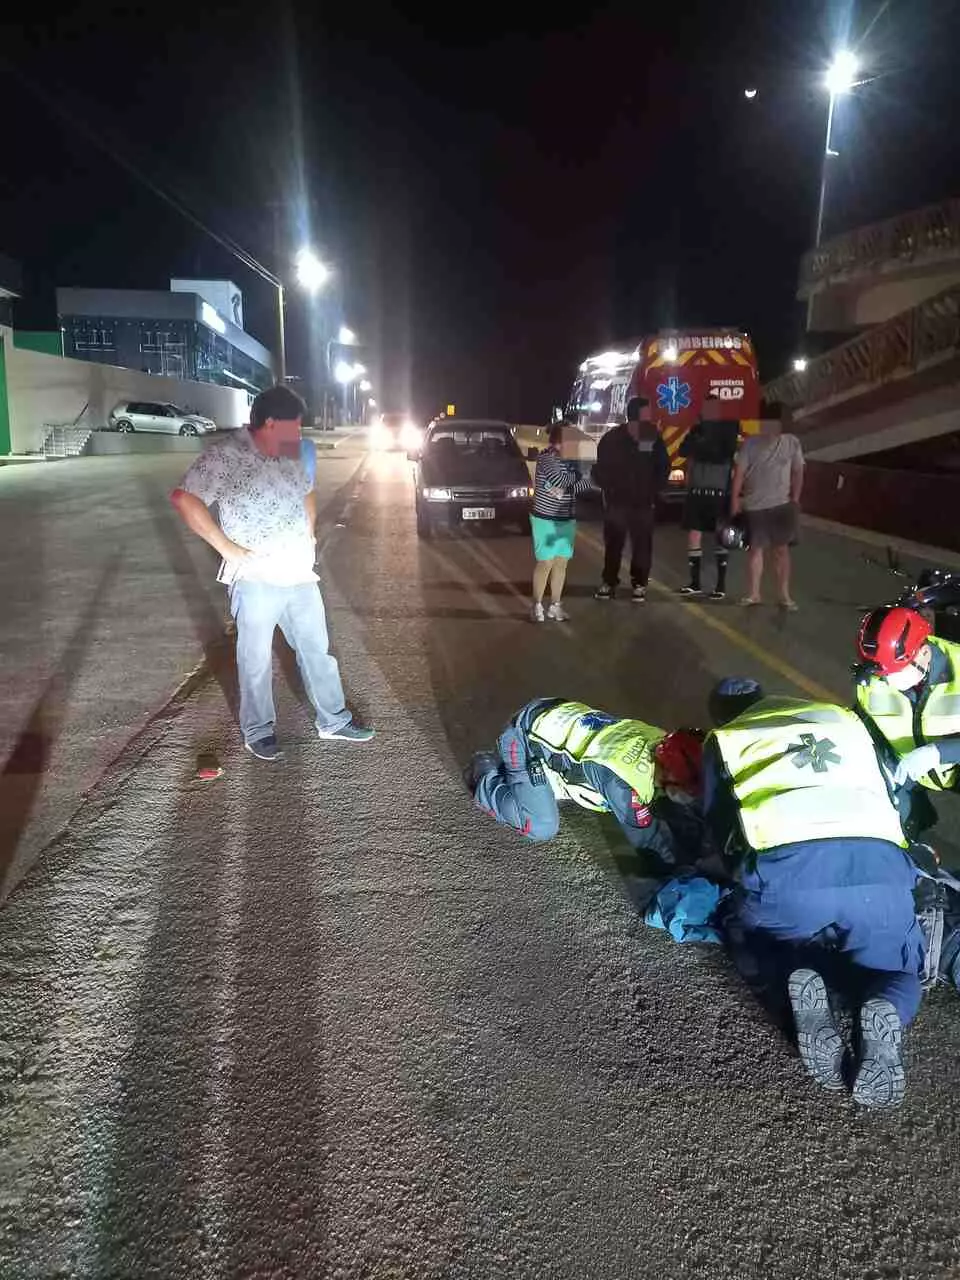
[765,283,960,412]
[799,197,960,297]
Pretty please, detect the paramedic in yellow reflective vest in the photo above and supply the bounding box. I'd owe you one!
[704,677,924,1112]
[854,606,960,831]
[465,699,706,867]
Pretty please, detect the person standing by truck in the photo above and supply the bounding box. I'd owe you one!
[593,396,670,603]
[676,391,740,600]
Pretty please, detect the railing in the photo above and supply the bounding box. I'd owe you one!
[765,282,960,412]
[41,425,93,459]
[799,197,960,297]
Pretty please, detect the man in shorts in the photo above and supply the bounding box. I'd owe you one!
[676,392,740,600]
[730,401,804,611]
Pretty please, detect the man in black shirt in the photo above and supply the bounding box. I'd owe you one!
[592,396,670,603]
[676,392,740,600]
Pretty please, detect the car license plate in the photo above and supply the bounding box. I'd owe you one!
[462,507,496,520]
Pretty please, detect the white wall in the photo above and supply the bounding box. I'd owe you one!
[1,325,251,454]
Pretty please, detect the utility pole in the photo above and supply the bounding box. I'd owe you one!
[268,200,287,383]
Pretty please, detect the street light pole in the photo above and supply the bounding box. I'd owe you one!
[275,282,286,383]
[814,91,838,249]
[814,50,861,249]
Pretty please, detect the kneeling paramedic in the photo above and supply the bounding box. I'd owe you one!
[466,699,705,867]
[705,677,924,1110]
[855,604,960,836]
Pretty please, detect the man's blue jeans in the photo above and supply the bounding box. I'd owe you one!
[229,580,351,744]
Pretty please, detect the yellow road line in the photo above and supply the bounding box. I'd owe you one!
[578,529,838,703]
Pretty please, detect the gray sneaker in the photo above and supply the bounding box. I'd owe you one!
[318,723,376,743]
[852,998,905,1109]
[244,735,284,762]
[787,968,844,1091]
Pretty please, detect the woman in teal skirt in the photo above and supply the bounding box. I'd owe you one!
[530,423,593,622]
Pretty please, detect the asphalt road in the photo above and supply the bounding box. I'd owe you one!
[1,444,960,1278]
[0,444,361,900]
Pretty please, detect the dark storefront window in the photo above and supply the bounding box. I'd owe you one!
[139,324,187,379]
[71,320,117,356]
[0,297,13,328]
[61,314,271,390]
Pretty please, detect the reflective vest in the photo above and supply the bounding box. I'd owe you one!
[527,701,660,813]
[711,697,906,853]
[856,637,960,790]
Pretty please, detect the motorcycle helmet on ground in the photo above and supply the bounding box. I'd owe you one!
[708,676,764,727]
[717,514,750,551]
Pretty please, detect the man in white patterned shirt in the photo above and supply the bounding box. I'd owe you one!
[170,385,373,760]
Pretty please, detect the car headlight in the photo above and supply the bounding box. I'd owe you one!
[399,422,423,451]
[668,468,685,484]
[507,486,534,499]
[423,487,453,501]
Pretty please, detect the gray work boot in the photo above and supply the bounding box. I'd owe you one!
[852,998,906,1110]
[788,968,845,1091]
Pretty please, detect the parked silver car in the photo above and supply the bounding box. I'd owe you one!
[108,401,217,436]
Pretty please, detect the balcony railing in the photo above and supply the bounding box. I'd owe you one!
[799,197,960,298]
[765,283,960,412]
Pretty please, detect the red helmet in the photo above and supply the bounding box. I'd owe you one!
[856,605,932,675]
[654,728,705,793]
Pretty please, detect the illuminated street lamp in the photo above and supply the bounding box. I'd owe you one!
[333,358,368,424]
[359,379,373,392]
[327,325,359,378]
[273,247,332,384]
[324,326,361,424]
[815,51,861,247]
[824,50,859,98]
[294,247,332,293]
[792,356,809,373]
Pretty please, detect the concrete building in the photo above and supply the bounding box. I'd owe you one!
[0,253,22,331]
[57,280,274,394]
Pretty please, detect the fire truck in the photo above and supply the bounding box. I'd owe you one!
[565,330,761,503]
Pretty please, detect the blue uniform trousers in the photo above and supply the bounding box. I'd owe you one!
[473,726,560,841]
[723,838,925,1026]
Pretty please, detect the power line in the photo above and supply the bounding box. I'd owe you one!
[1,57,282,290]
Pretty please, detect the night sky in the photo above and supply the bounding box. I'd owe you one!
[2,1,959,421]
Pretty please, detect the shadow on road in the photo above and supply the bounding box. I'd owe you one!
[89,725,330,1273]
[0,554,122,897]
[140,479,239,723]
